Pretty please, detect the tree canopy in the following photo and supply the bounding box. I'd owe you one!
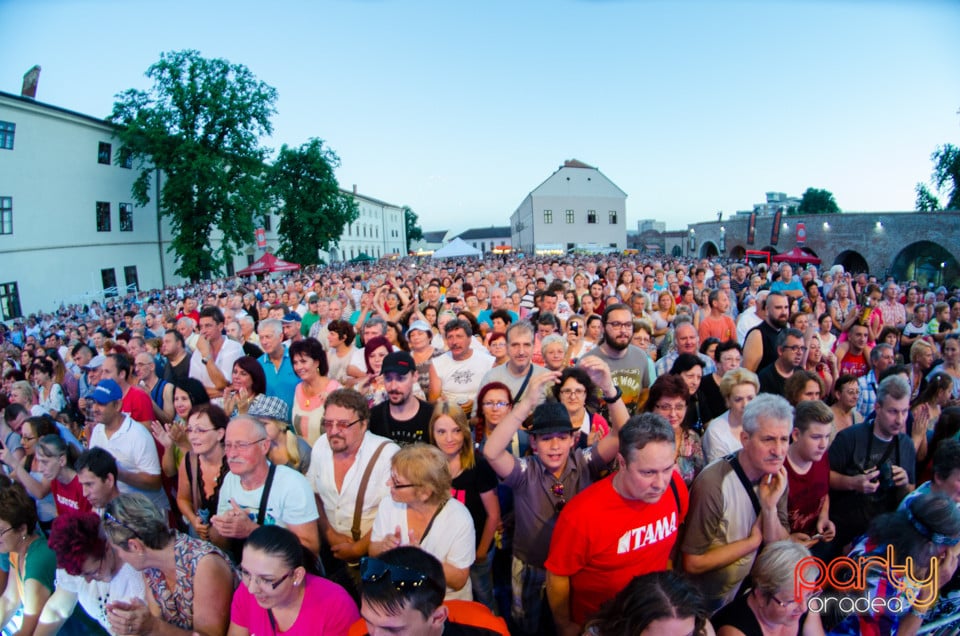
[919,143,960,211]
[795,188,840,215]
[110,49,277,280]
[268,139,358,266]
[403,206,423,252]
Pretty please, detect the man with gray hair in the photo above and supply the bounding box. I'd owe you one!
[429,319,493,412]
[257,318,298,415]
[855,342,896,419]
[480,321,548,402]
[681,393,792,611]
[211,415,319,557]
[829,374,916,551]
[545,412,688,633]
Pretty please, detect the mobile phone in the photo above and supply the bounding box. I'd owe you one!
[809,533,823,541]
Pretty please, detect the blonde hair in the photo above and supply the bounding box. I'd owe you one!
[428,400,475,471]
[391,444,452,506]
[718,368,760,400]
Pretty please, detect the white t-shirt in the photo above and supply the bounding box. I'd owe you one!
[217,463,319,528]
[89,416,168,511]
[701,411,742,464]
[371,496,476,601]
[189,338,244,390]
[55,562,145,632]
[432,350,494,407]
[307,432,399,538]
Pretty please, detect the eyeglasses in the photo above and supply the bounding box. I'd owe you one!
[103,510,142,541]
[224,438,266,451]
[360,557,444,594]
[559,388,586,398]
[391,474,420,490]
[782,345,808,353]
[80,555,104,579]
[606,321,634,331]
[20,435,36,442]
[239,567,294,590]
[481,400,510,409]
[0,526,15,537]
[321,418,363,431]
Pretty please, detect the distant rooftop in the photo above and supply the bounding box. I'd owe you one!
[455,226,511,240]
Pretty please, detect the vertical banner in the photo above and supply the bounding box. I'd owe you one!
[747,213,756,245]
[255,227,266,248]
[770,209,783,245]
[796,222,807,247]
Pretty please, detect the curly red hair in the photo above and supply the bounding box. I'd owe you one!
[48,512,108,575]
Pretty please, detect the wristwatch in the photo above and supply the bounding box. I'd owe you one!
[602,386,622,404]
[201,357,210,365]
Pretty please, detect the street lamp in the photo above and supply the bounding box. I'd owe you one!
[688,229,696,256]
[719,226,726,253]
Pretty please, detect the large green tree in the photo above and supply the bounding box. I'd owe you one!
[268,139,358,266]
[796,188,840,215]
[110,50,277,280]
[928,144,960,210]
[915,182,941,212]
[403,206,423,252]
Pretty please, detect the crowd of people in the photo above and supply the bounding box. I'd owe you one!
[1,253,960,635]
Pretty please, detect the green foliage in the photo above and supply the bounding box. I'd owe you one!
[796,188,840,215]
[915,182,941,212]
[403,206,423,252]
[930,144,960,210]
[110,50,277,281]
[267,139,358,266]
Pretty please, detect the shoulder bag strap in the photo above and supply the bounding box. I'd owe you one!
[725,454,761,516]
[190,452,201,514]
[352,441,390,541]
[256,463,278,526]
[513,364,535,403]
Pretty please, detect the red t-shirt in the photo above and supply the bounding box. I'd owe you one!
[839,350,868,379]
[123,385,155,423]
[51,474,93,516]
[544,471,688,625]
[785,454,830,535]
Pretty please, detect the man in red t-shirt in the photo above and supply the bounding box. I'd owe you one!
[545,413,689,634]
[785,400,836,548]
[102,354,154,423]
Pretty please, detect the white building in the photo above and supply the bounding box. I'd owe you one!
[0,88,406,317]
[324,188,407,262]
[510,159,627,254]
[453,227,511,254]
[0,89,168,317]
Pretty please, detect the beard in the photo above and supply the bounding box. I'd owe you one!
[605,334,631,352]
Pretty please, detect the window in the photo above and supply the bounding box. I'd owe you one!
[119,203,133,232]
[565,209,575,224]
[225,261,235,277]
[263,215,271,232]
[119,147,133,169]
[123,266,139,293]
[0,197,11,235]
[609,210,618,224]
[0,122,14,150]
[98,142,112,165]
[543,210,552,224]
[587,210,597,224]
[101,268,118,298]
[0,282,21,320]
[246,254,255,266]
[96,202,111,232]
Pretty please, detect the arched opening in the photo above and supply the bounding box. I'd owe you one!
[801,246,819,257]
[729,245,746,260]
[890,241,960,290]
[671,245,683,257]
[700,241,719,258]
[834,250,869,275]
[760,246,779,256]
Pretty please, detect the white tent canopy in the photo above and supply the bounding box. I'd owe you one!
[431,237,482,259]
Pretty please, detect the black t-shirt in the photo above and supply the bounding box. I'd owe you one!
[451,456,499,548]
[368,399,434,445]
[756,363,787,397]
[163,354,191,384]
[699,373,726,423]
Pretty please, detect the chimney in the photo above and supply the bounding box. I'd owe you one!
[21,65,41,99]
[353,184,357,195]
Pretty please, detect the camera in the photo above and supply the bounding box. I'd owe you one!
[877,462,895,490]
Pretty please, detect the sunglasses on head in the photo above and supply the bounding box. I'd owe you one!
[359,557,444,594]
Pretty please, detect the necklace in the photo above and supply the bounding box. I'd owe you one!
[303,378,325,408]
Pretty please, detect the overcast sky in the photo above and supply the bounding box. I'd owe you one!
[3,0,958,235]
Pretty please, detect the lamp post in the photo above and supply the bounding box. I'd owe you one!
[688,229,696,257]
[719,226,726,254]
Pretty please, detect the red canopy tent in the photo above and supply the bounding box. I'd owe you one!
[235,252,301,276]
[771,247,821,266]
